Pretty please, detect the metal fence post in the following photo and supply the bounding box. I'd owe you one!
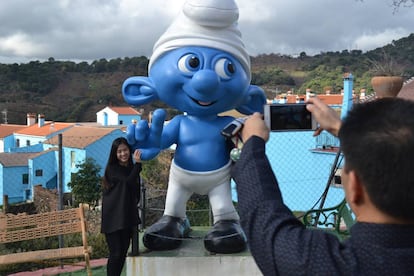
[58,134,64,268]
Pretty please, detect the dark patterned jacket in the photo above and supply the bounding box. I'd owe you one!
[232,136,414,276]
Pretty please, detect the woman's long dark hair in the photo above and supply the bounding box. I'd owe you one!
[102,137,133,190]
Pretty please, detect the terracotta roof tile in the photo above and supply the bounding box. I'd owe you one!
[15,122,74,136]
[108,106,141,115]
[0,124,27,138]
[317,94,344,105]
[0,150,53,167]
[44,126,121,149]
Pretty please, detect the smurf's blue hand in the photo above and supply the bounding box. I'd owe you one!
[126,108,166,160]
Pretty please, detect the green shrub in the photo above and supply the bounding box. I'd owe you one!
[88,233,109,259]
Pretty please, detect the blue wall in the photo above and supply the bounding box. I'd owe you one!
[233,130,344,212]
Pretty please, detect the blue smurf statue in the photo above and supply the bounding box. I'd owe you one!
[122,0,266,254]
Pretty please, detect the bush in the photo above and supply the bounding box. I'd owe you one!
[89,233,109,259]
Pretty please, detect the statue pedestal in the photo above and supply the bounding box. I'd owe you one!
[126,227,261,276]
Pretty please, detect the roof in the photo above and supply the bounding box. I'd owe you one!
[0,151,53,167]
[398,77,414,101]
[0,124,27,138]
[43,126,121,149]
[273,94,346,105]
[15,122,74,137]
[317,94,345,105]
[107,106,141,115]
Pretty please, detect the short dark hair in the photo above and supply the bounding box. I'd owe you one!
[339,97,414,220]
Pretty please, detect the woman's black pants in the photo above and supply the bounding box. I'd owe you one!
[105,227,133,276]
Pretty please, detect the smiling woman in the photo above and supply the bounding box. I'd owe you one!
[101,137,142,276]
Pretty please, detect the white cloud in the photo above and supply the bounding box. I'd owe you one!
[0,32,45,56]
[0,0,413,63]
[354,28,412,51]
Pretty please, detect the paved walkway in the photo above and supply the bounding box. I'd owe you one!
[8,258,108,276]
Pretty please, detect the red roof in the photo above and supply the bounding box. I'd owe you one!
[398,77,414,101]
[317,94,345,105]
[15,122,74,136]
[44,126,120,149]
[108,106,140,115]
[0,124,27,138]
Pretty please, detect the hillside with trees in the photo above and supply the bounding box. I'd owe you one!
[0,33,413,125]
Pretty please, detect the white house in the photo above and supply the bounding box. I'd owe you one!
[96,106,142,126]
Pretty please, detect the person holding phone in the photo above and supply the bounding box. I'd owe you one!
[231,97,414,275]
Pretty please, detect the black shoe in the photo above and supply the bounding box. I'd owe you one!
[143,215,191,250]
[204,220,247,254]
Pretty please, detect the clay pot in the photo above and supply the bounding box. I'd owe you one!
[371,76,403,98]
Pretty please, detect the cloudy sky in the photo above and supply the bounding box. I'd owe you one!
[0,0,413,64]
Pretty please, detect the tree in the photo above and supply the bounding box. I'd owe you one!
[68,157,102,208]
[392,0,414,7]
[357,0,414,12]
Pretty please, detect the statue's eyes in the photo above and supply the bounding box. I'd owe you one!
[178,54,200,73]
[215,58,235,79]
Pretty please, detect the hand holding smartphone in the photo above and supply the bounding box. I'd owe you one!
[264,103,317,131]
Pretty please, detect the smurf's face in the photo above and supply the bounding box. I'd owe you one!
[149,46,250,117]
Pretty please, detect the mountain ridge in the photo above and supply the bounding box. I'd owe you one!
[0,34,413,124]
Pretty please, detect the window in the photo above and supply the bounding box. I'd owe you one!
[26,140,30,146]
[119,120,124,125]
[16,139,20,147]
[22,173,29,184]
[35,169,43,176]
[25,189,31,199]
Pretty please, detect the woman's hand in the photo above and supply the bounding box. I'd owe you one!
[133,149,142,163]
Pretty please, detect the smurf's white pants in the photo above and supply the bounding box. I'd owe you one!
[164,160,239,223]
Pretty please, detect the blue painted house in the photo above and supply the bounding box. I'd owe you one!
[0,150,56,203]
[42,125,126,193]
[0,124,26,152]
[13,113,74,150]
[0,122,126,205]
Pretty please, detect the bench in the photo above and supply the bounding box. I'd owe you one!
[302,198,355,240]
[0,204,92,276]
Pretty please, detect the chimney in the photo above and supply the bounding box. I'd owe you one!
[360,88,366,100]
[341,73,354,119]
[38,114,45,127]
[305,88,314,101]
[27,113,36,126]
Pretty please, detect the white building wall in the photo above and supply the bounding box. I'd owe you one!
[96,107,120,126]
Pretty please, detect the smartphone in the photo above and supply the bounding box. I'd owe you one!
[264,103,317,131]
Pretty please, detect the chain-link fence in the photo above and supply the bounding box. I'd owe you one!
[2,127,344,228]
[139,130,345,228]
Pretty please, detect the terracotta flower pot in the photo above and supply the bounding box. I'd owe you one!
[371,76,403,98]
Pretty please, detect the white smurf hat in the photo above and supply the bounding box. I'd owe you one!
[149,0,251,76]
